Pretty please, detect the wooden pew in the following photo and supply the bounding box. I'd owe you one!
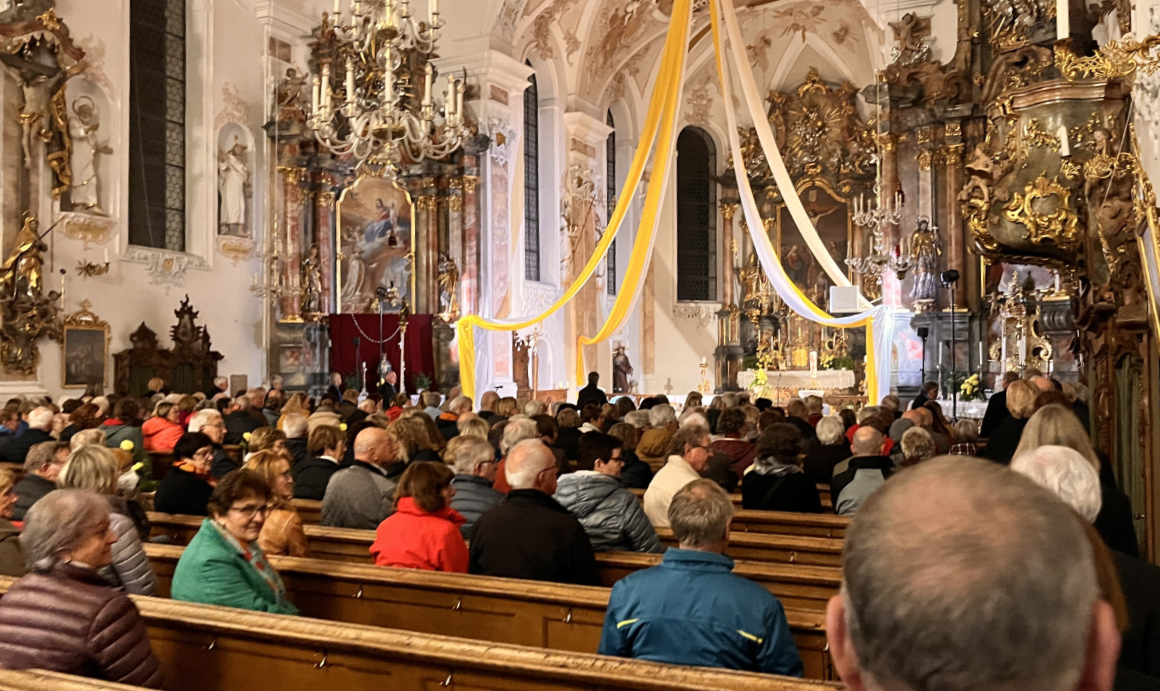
[149,512,844,569]
[628,486,834,512]
[0,669,146,691]
[147,452,174,482]
[289,498,849,540]
[141,543,834,680]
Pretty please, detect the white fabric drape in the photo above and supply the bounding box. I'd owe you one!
[710,0,894,402]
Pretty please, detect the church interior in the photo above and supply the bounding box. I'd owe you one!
[0,0,1154,687]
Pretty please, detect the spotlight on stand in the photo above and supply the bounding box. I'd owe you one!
[939,270,961,418]
[940,270,960,288]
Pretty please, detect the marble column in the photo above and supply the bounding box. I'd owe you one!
[943,121,966,309]
[720,202,739,308]
[460,174,480,318]
[879,132,903,306]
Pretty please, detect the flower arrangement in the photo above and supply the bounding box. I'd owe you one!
[959,373,984,401]
[820,355,855,371]
[119,440,135,452]
[340,423,348,432]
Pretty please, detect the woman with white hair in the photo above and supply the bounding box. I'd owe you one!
[0,490,163,686]
[802,416,851,485]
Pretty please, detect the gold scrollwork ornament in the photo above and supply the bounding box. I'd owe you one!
[1002,174,1080,250]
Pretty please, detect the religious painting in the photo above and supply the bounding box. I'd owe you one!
[336,177,414,313]
[774,181,852,310]
[61,302,109,389]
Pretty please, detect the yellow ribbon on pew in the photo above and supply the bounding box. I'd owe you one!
[456,0,693,400]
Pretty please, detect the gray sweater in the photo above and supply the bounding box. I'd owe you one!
[553,471,664,554]
[321,461,401,530]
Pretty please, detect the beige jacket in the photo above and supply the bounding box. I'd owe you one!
[643,455,702,528]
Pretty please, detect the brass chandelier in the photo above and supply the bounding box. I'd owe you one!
[308,0,468,173]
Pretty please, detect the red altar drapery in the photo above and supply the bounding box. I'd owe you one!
[327,314,437,393]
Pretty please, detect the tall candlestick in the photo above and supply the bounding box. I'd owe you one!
[978,341,983,368]
[1057,0,1069,38]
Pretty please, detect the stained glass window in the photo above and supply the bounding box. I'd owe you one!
[523,65,540,282]
[130,0,186,252]
[676,128,717,302]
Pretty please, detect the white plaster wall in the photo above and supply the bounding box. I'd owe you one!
[15,0,273,400]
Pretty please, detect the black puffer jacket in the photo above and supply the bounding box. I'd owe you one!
[0,563,163,687]
[553,472,663,554]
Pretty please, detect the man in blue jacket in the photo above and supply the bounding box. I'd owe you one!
[598,478,803,676]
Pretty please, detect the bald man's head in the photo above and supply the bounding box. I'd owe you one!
[353,427,396,467]
[851,427,884,456]
[900,409,924,425]
[504,438,558,493]
[830,457,1111,691]
[1031,376,1054,392]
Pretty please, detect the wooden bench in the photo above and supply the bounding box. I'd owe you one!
[629,486,834,512]
[289,498,850,539]
[149,512,844,570]
[141,543,834,680]
[0,576,841,691]
[0,669,146,690]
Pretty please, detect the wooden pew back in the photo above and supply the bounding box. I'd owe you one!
[0,669,147,691]
[0,575,840,691]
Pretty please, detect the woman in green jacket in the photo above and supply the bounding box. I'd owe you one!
[171,469,298,615]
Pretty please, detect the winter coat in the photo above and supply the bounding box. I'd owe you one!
[0,563,163,687]
[171,519,298,615]
[802,443,851,486]
[1114,550,1160,680]
[553,471,664,553]
[12,473,55,521]
[104,510,157,596]
[211,445,240,480]
[223,411,263,446]
[981,416,1028,465]
[292,456,341,501]
[371,497,469,572]
[643,455,702,528]
[711,437,756,476]
[742,464,823,514]
[636,429,673,469]
[599,549,803,676]
[449,474,504,538]
[258,506,309,558]
[468,489,602,586]
[831,455,896,516]
[618,449,654,490]
[102,422,152,488]
[283,437,309,468]
[153,465,214,516]
[0,428,53,466]
[0,518,25,577]
[141,417,183,453]
[321,460,404,530]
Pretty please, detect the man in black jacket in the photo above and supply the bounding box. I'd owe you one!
[469,439,601,585]
[223,396,264,445]
[11,440,68,521]
[576,372,608,410]
[830,427,895,515]
[980,371,1019,438]
[0,407,56,466]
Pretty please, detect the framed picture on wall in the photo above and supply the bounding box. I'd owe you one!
[61,300,110,390]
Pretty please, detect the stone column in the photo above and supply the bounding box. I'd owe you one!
[879,132,903,306]
[943,121,966,309]
[460,174,480,318]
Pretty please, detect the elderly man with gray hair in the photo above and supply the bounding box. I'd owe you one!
[831,427,895,516]
[0,406,55,466]
[11,441,69,521]
[828,456,1121,691]
[282,412,310,468]
[469,439,600,585]
[643,425,713,528]
[1013,446,1160,684]
[600,479,802,675]
[447,436,503,538]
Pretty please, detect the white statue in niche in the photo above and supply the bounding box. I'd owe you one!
[217,137,250,236]
[69,96,112,215]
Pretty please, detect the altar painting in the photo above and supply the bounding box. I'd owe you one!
[336,178,414,313]
[774,182,851,310]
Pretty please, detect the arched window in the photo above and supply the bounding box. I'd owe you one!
[606,110,617,295]
[129,0,186,252]
[523,64,541,282]
[676,128,717,301]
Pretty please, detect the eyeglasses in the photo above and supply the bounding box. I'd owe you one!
[229,504,270,519]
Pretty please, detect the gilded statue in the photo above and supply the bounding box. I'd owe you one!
[908,217,941,305]
[299,244,323,317]
[0,216,47,306]
[739,252,764,308]
[437,252,460,321]
[0,214,62,374]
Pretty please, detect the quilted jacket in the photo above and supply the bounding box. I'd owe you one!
[0,563,163,687]
[554,472,664,554]
[104,511,157,596]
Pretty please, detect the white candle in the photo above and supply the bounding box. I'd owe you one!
[1058,124,1070,156]
[445,75,456,116]
[1057,0,1069,37]
[430,0,438,19]
[456,82,464,121]
[321,63,332,109]
[312,76,321,113]
[333,0,340,13]
[700,356,707,366]
[423,65,433,106]
[939,346,944,368]
[104,248,109,264]
[809,351,818,377]
[978,341,984,367]
[345,60,355,106]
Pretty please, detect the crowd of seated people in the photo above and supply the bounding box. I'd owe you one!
[0,368,1150,691]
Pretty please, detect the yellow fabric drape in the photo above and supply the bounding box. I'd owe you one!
[708,0,886,402]
[457,0,693,400]
[572,0,692,385]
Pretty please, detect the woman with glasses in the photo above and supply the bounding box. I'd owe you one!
[153,432,217,516]
[171,469,298,614]
[243,450,308,557]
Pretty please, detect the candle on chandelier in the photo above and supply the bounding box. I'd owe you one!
[321,63,332,109]
[430,0,438,20]
[333,0,340,14]
[104,248,109,264]
[456,81,464,120]
[312,75,321,113]
[701,357,707,366]
[423,64,433,106]
[445,74,456,117]
[1057,0,1069,38]
[345,59,356,107]
[1058,124,1071,157]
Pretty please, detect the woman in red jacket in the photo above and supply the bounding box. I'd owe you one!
[142,402,184,453]
[370,462,468,573]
